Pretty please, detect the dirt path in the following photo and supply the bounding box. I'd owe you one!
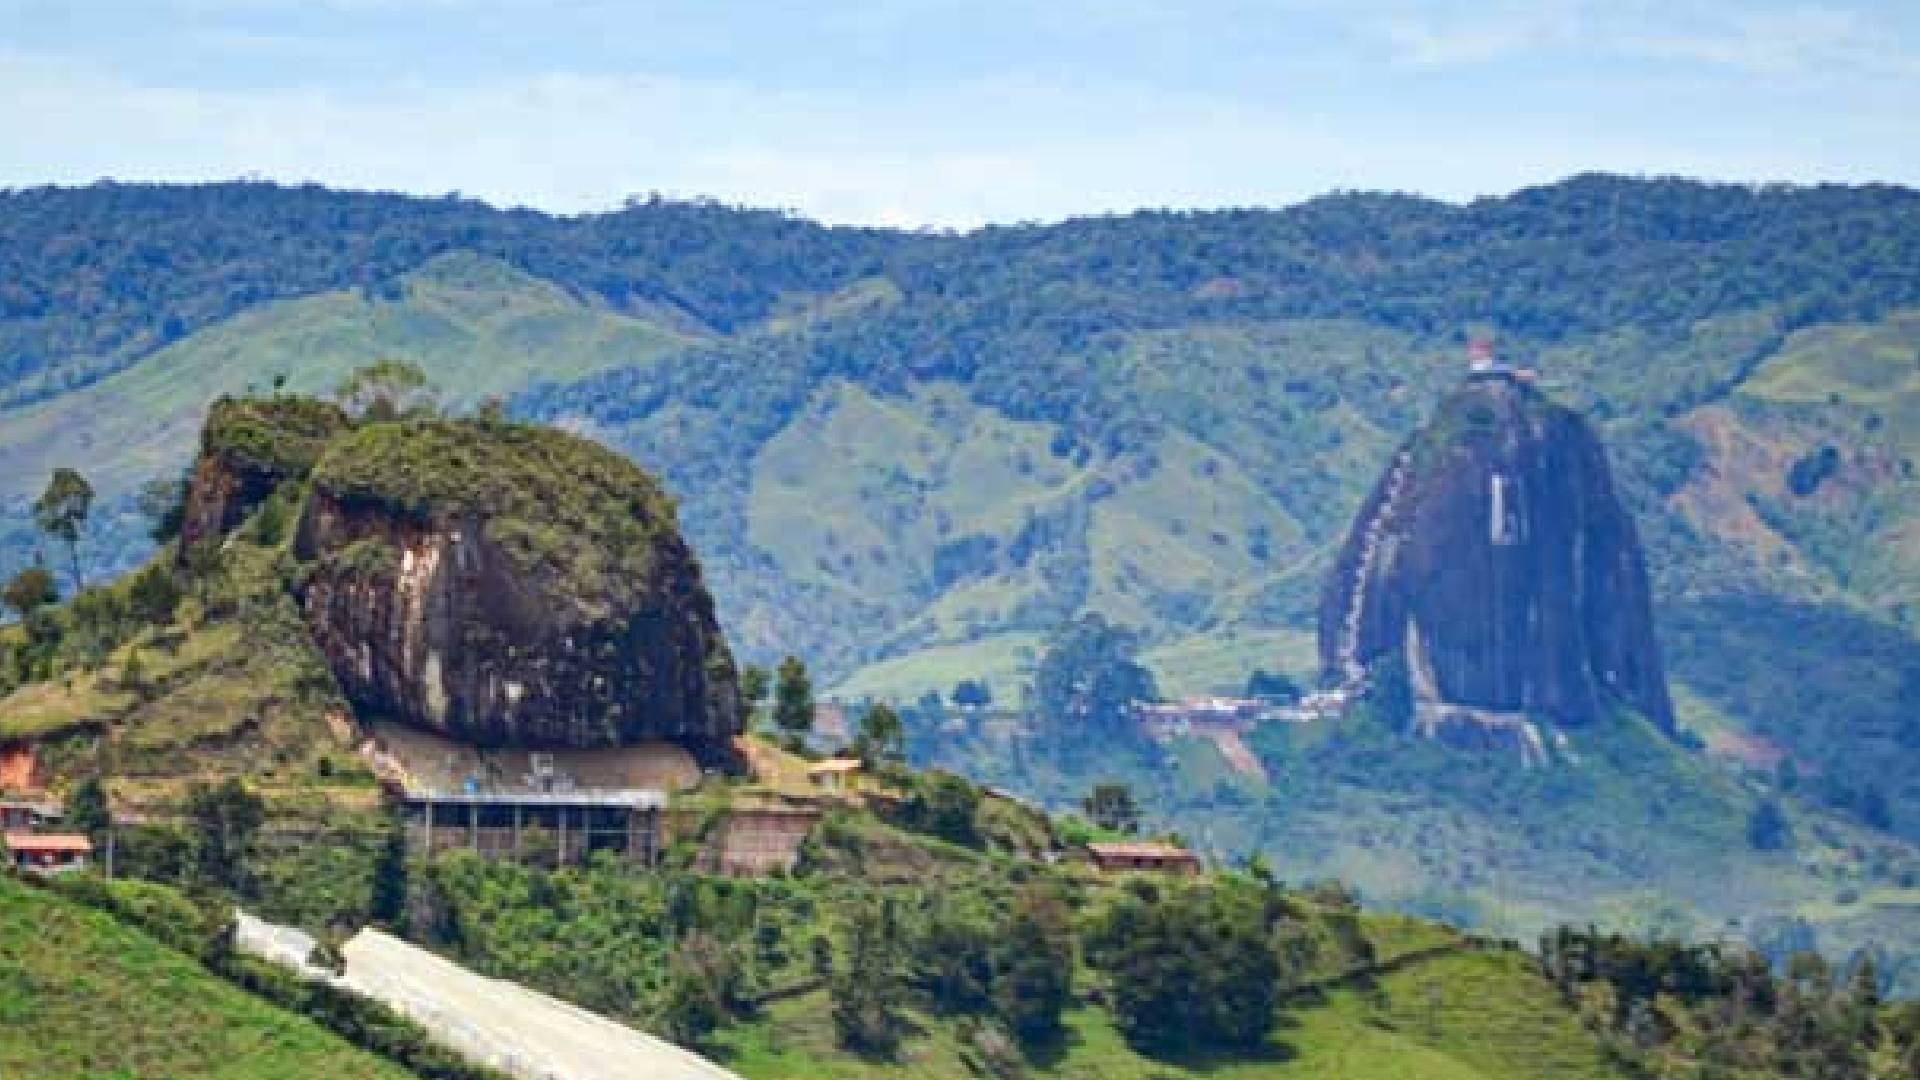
[236,913,742,1080]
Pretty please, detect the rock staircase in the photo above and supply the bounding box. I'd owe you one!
[1336,448,1413,687]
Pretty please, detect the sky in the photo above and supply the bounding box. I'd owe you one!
[1,0,1917,227]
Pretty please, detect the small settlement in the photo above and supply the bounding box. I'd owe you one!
[4,831,91,875]
[361,721,845,877]
[1,788,90,875]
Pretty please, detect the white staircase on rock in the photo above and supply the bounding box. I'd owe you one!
[1336,448,1413,688]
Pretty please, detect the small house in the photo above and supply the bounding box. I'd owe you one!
[0,800,61,832]
[1084,841,1201,875]
[5,832,92,874]
[806,758,863,795]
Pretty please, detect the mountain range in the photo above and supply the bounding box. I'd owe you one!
[4,174,1920,970]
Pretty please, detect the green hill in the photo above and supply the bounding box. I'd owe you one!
[0,875,416,1080]
[5,177,1920,983]
[0,250,692,579]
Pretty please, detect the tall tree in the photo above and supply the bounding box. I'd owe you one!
[773,655,815,739]
[832,894,908,1055]
[333,358,437,421]
[1033,614,1158,744]
[126,564,183,627]
[1082,781,1142,835]
[994,884,1075,1044]
[34,468,94,592]
[65,777,111,838]
[369,815,409,926]
[739,663,771,724]
[186,778,265,892]
[857,702,905,765]
[3,565,58,621]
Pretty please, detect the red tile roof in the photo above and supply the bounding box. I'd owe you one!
[1085,841,1199,861]
[4,832,91,854]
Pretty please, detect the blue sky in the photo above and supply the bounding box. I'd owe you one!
[1,0,1916,225]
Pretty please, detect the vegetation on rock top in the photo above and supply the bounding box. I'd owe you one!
[310,417,683,610]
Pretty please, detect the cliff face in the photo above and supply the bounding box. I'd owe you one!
[177,397,349,558]
[1319,375,1674,732]
[291,420,742,764]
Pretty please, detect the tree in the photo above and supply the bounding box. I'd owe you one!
[333,359,436,421]
[659,932,748,1047]
[138,476,189,544]
[66,587,128,668]
[902,771,981,846]
[857,703,905,765]
[1096,884,1280,1054]
[34,468,93,592]
[119,648,150,698]
[3,565,58,620]
[1361,649,1413,730]
[952,679,993,708]
[1032,614,1158,744]
[370,817,409,926]
[1747,799,1791,852]
[739,663,771,724]
[1082,781,1142,835]
[994,884,1074,1044]
[773,655,815,739]
[1245,668,1302,703]
[127,564,183,627]
[187,778,265,891]
[915,690,949,730]
[833,894,908,1055]
[65,776,111,839]
[919,903,996,1014]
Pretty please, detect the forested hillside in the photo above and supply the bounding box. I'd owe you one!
[6,175,1920,964]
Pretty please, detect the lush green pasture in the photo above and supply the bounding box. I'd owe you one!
[0,875,415,1080]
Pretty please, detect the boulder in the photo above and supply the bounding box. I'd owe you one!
[285,418,742,765]
[1319,374,1674,731]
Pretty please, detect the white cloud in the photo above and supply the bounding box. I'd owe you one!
[0,1,1916,228]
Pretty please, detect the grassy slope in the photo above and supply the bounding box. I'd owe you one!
[0,530,382,831]
[924,703,1920,989]
[418,789,1624,1080]
[711,919,1621,1080]
[0,876,415,1080]
[0,250,693,505]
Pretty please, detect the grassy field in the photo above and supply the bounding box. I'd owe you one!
[0,251,694,504]
[0,875,416,1080]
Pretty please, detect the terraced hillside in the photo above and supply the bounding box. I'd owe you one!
[0,876,417,1080]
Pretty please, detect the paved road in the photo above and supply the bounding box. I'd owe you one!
[235,912,743,1080]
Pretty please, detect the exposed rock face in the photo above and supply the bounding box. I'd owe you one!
[1319,374,1674,732]
[178,397,349,559]
[293,420,742,765]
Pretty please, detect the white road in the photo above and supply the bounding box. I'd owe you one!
[234,912,743,1080]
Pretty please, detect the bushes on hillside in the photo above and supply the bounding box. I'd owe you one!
[1087,880,1286,1054]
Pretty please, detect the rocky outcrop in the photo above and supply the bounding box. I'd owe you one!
[293,419,741,765]
[1319,374,1674,732]
[177,396,349,558]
